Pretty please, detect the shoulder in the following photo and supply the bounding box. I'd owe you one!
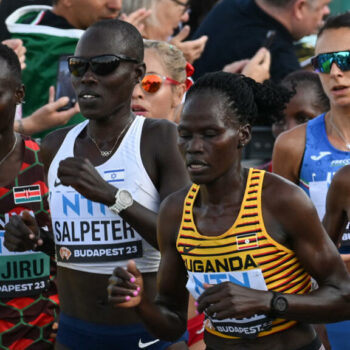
[333,164,350,180]
[143,117,177,135]
[157,186,191,245]
[41,125,75,169]
[272,123,306,182]
[263,171,312,211]
[142,118,178,151]
[274,123,306,154]
[159,186,191,221]
[329,165,350,193]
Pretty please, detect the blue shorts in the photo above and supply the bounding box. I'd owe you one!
[57,312,188,350]
[326,321,350,350]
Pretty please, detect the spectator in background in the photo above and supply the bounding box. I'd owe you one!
[186,0,218,37]
[223,47,271,83]
[2,38,80,136]
[122,0,208,64]
[192,0,330,82]
[131,40,188,123]
[5,0,150,139]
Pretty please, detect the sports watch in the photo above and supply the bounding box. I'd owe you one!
[269,292,288,317]
[108,189,133,214]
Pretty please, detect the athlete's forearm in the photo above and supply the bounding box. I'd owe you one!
[36,228,56,257]
[118,201,159,249]
[136,297,187,341]
[276,284,350,323]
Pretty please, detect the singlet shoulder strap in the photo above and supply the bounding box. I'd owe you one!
[235,168,265,228]
[176,184,200,243]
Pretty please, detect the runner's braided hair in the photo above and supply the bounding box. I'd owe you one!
[281,70,330,113]
[186,71,292,126]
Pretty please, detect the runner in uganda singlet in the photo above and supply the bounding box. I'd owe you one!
[177,168,311,339]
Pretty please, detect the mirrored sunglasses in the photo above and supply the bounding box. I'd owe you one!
[141,74,180,93]
[68,54,139,77]
[311,50,350,73]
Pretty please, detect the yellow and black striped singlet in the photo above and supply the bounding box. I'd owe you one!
[176,168,311,339]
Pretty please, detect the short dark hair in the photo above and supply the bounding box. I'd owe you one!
[86,19,144,62]
[318,11,350,37]
[281,70,330,112]
[186,72,292,126]
[0,43,21,84]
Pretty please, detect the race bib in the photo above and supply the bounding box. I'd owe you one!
[187,269,272,338]
[51,193,143,264]
[0,233,50,298]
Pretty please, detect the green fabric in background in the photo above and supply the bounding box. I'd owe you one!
[330,0,350,15]
[6,6,85,140]
[19,33,84,139]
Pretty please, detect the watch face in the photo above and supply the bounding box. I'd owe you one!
[119,190,132,205]
[275,296,288,313]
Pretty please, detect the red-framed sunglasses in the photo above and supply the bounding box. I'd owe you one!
[141,73,180,93]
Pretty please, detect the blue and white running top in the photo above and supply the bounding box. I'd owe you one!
[48,116,161,274]
[299,113,350,252]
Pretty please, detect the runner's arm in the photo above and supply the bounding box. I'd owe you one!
[272,124,306,184]
[109,192,189,340]
[323,166,350,245]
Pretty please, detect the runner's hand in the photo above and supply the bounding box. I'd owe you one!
[4,210,42,251]
[197,282,271,320]
[108,260,144,308]
[57,157,117,205]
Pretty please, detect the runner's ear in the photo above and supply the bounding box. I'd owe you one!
[238,124,251,148]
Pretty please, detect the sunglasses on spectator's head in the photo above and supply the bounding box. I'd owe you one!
[68,54,139,77]
[311,50,350,73]
[141,73,180,93]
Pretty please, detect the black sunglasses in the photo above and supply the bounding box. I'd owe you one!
[67,54,140,77]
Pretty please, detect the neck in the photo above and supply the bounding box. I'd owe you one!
[255,0,293,34]
[87,110,134,141]
[200,164,247,206]
[330,103,350,120]
[326,110,350,149]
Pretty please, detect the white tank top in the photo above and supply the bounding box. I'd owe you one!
[48,116,161,274]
